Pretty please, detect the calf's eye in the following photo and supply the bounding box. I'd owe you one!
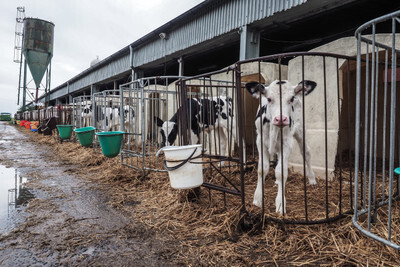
[267,97,272,103]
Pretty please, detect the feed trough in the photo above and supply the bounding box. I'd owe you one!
[74,126,95,147]
[56,125,73,140]
[96,131,125,158]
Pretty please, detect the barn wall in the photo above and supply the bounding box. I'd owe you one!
[287,34,399,179]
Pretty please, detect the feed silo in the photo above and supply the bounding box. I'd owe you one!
[22,18,54,104]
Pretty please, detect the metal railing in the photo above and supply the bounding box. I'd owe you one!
[353,10,400,250]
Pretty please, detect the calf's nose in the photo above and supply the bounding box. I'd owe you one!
[273,115,289,126]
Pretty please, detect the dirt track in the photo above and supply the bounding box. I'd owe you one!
[0,122,170,266]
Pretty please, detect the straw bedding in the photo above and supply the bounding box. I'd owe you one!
[23,128,400,265]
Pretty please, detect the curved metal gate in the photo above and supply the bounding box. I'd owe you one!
[353,10,400,249]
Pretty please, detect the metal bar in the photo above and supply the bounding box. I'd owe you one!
[301,55,309,222]
[278,57,285,216]
[235,63,246,210]
[323,56,329,219]
[353,31,362,222]
[336,57,343,215]
[363,45,370,210]
[387,17,397,242]
[367,24,376,231]
[382,50,388,202]
[371,45,379,222]
[202,183,241,196]
[346,59,354,210]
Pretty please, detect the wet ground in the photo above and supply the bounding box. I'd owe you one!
[0,122,169,266]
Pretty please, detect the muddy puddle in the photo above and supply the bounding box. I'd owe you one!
[0,164,34,234]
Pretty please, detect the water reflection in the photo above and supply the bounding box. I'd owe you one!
[8,169,34,211]
[0,165,35,233]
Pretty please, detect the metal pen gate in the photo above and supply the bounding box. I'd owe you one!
[92,90,123,152]
[72,95,92,129]
[120,76,182,171]
[177,71,246,202]
[353,10,400,249]
[236,52,356,224]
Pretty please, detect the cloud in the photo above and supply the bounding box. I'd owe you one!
[0,0,204,115]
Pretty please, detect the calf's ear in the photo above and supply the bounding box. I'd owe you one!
[294,80,317,96]
[245,82,266,99]
[155,117,164,127]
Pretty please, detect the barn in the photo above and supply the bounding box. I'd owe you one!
[18,0,400,252]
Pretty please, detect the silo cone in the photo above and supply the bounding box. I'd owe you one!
[23,18,54,101]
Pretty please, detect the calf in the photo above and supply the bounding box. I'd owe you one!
[245,80,317,214]
[156,97,245,164]
[105,105,135,132]
[84,104,135,133]
[81,104,92,127]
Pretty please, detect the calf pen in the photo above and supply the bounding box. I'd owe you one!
[119,76,182,171]
[72,95,92,129]
[236,52,357,224]
[116,55,358,225]
[353,10,400,249]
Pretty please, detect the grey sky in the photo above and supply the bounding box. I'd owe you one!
[0,0,203,115]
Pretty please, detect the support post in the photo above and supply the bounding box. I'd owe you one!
[239,25,260,61]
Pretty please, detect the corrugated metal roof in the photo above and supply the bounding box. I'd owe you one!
[42,0,309,102]
[134,0,307,66]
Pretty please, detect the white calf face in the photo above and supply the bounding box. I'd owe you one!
[246,80,317,128]
[266,81,296,127]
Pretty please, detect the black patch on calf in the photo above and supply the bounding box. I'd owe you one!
[263,117,270,125]
[245,82,265,96]
[276,81,287,85]
[160,129,166,146]
[156,117,164,127]
[168,124,178,145]
[221,112,227,120]
[256,105,267,119]
[198,99,218,127]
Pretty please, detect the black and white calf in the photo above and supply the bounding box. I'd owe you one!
[82,104,135,132]
[245,80,317,214]
[156,97,245,163]
[81,104,93,127]
[104,105,135,132]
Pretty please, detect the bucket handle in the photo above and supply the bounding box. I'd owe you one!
[162,147,198,171]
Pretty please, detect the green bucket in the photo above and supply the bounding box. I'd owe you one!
[56,125,73,140]
[96,131,125,158]
[74,126,96,147]
[395,167,400,175]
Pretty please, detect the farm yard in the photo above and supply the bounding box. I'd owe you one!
[7,44,400,264]
[3,0,400,266]
[0,120,399,265]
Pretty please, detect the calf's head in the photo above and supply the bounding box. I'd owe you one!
[245,80,317,127]
[82,104,92,116]
[119,106,135,120]
[156,117,178,147]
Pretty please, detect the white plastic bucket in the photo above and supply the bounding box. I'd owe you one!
[161,144,203,189]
